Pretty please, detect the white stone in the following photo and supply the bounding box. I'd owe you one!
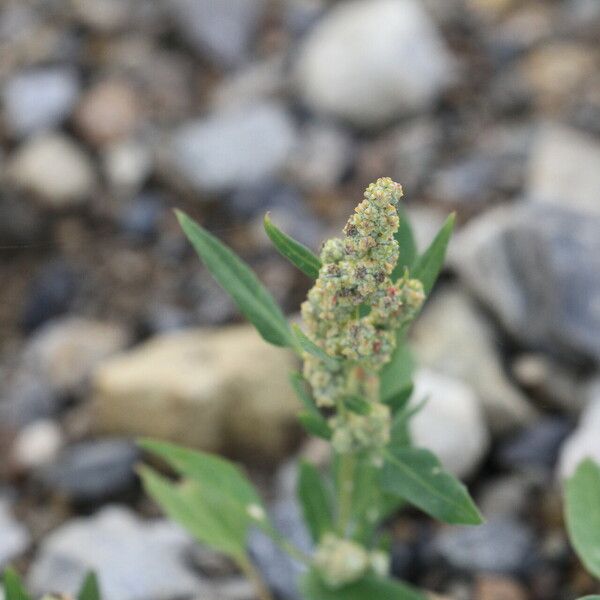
[295,0,455,128]
[8,134,96,207]
[410,369,490,479]
[11,419,63,470]
[103,140,153,191]
[0,499,30,567]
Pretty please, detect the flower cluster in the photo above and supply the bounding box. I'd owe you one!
[300,178,424,453]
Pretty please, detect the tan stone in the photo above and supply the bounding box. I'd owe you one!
[92,325,300,462]
[474,575,528,600]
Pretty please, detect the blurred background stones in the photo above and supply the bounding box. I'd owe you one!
[0,0,599,598]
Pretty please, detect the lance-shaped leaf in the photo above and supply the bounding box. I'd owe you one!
[176,210,293,347]
[392,205,418,280]
[292,324,341,370]
[289,372,319,415]
[380,335,415,405]
[78,573,101,600]
[382,447,483,525]
[264,213,321,279]
[412,213,455,296]
[301,570,426,600]
[298,411,332,440]
[298,461,334,543]
[2,569,31,600]
[565,458,600,578]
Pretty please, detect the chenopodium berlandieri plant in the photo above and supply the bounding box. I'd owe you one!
[139,178,483,600]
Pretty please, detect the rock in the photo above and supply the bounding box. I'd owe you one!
[8,134,96,208]
[169,0,267,68]
[294,0,455,128]
[22,317,129,396]
[72,0,134,32]
[27,506,209,600]
[496,417,572,472]
[477,474,536,519]
[452,203,600,363]
[474,575,528,600]
[102,140,153,192]
[11,419,64,471]
[2,67,80,137]
[557,382,600,479]
[0,193,44,245]
[433,517,536,575]
[410,369,490,479]
[75,80,140,146]
[527,124,600,213]
[412,287,536,433]
[286,121,355,191]
[118,193,165,242]
[169,103,296,193]
[37,439,139,502]
[211,578,256,600]
[0,499,30,567]
[92,325,300,462]
[0,370,58,427]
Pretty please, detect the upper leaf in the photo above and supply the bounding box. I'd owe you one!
[78,572,101,600]
[392,205,418,280]
[264,213,322,279]
[292,324,341,370]
[380,334,415,405]
[412,213,455,296]
[301,570,426,600]
[382,447,483,526]
[2,568,31,600]
[176,210,293,347]
[565,458,600,579]
[298,461,334,543]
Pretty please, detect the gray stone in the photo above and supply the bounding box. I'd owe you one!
[412,287,536,433]
[434,517,536,575]
[169,103,296,193]
[38,439,139,502]
[27,506,209,600]
[0,370,58,427]
[170,0,267,68]
[410,369,490,479]
[527,124,600,213]
[477,474,537,519]
[8,134,96,208]
[0,499,30,567]
[2,67,79,136]
[452,203,600,363]
[294,0,455,128]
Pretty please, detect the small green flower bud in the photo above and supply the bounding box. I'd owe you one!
[314,533,369,589]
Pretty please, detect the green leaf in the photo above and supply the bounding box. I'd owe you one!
[289,372,319,415]
[264,213,321,279]
[577,597,600,599]
[301,570,426,600]
[383,384,413,415]
[299,411,332,440]
[78,572,100,600]
[392,205,418,280]
[412,213,455,296]
[292,324,340,370]
[345,395,371,415]
[382,447,483,525]
[298,461,334,543]
[565,458,600,579]
[2,568,31,600]
[176,210,292,347]
[380,335,415,404]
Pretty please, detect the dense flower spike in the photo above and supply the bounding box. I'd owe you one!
[300,178,425,453]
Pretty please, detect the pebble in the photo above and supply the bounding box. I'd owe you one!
[0,498,30,568]
[11,419,63,471]
[474,575,528,600]
[102,140,153,192]
[37,439,139,502]
[477,474,536,519]
[169,103,296,193]
[412,287,536,434]
[0,193,43,245]
[118,193,165,243]
[169,0,267,69]
[8,133,96,208]
[410,369,490,479]
[433,517,536,576]
[294,0,455,128]
[27,506,209,600]
[75,80,140,146]
[2,67,80,137]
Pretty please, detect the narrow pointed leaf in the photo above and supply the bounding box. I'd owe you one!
[78,572,100,600]
[298,411,332,440]
[264,213,321,279]
[412,213,455,296]
[289,372,320,415]
[383,384,413,414]
[298,461,334,543]
[392,205,418,280]
[565,458,600,578]
[176,210,292,347]
[292,324,340,370]
[382,447,483,525]
[345,395,371,415]
[2,569,31,600]
[301,570,426,600]
[380,336,415,404]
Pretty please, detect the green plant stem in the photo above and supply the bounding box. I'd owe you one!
[337,452,356,537]
[261,523,311,565]
[238,557,273,600]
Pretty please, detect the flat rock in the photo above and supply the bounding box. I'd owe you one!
[27,506,209,600]
[92,324,300,462]
[412,287,536,433]
[410,369,490,479]
[295,0,455,128]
